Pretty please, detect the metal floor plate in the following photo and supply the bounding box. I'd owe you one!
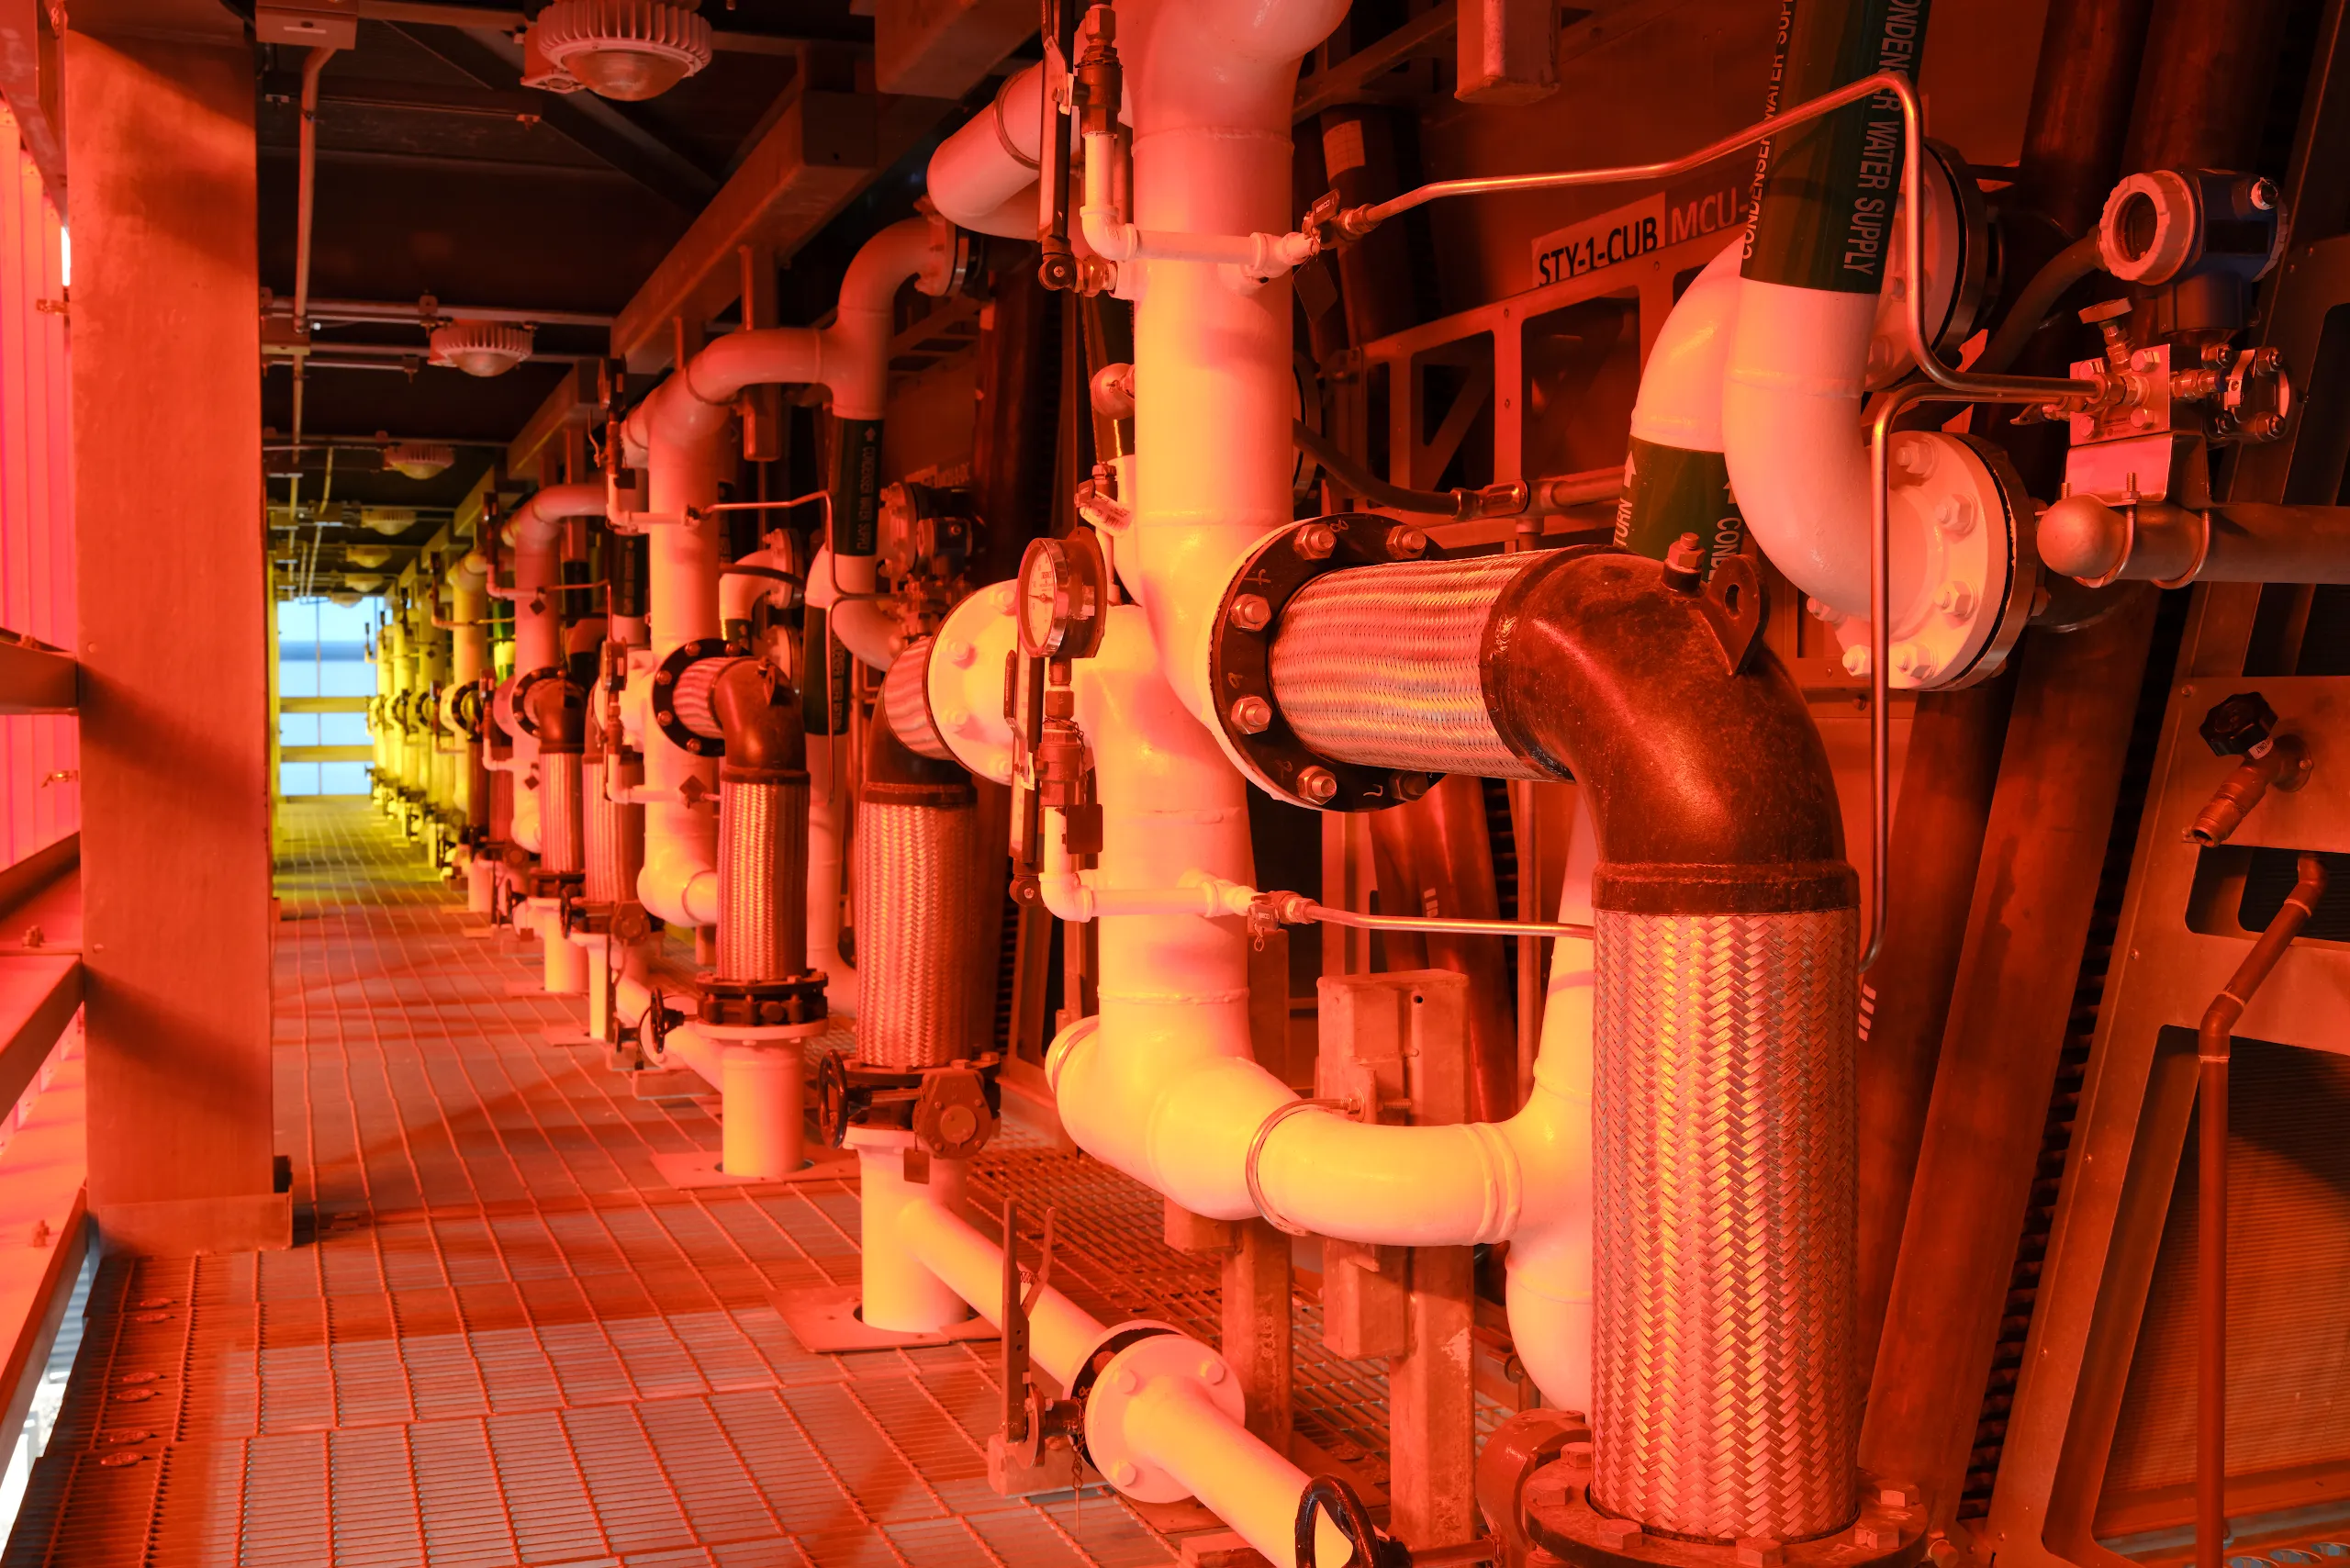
[2,801,1404,1565]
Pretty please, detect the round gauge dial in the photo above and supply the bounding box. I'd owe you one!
[1015,534,1107,659]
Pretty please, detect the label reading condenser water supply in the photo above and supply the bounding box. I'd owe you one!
[1614,437,1746,577]
[1529,170,1749,290]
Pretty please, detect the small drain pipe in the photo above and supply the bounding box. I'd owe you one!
[2196,852,2326,1568]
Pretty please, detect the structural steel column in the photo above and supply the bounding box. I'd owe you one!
[67,6,290,1253]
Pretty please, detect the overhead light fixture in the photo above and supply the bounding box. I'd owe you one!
[520,23,585,92]
[384,442,455,480]
[346,543,394,569]
[528,0,711,102]
[327,589,364,607]
[342,574,385,594]
[427,319,533,377]
[360,507,419,536]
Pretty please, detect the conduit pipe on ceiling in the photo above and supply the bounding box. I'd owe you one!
[286,43,338,518]
[616,217,953,930]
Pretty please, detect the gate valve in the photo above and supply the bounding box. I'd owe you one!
[2189,690,2313,846]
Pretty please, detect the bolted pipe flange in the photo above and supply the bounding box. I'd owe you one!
[1205,515,1446,812]
[1077,1324,1243,1504]
[1521,1454,1930,1568]
[651,638,734,756]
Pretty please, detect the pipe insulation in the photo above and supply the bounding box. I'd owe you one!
[856,718,985,1068]
[1268,552,1548,779]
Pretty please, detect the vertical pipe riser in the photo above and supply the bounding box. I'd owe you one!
[717,778,811,982]
[855,799,984,1069]
[1592,904,1861,1542]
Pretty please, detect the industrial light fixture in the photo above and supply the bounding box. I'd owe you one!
[427,319,533,377]
[343,574,385,594]
[346,543,394,569]
[384,442,454,480]
[527,0,712,102]
[360,507,419,536]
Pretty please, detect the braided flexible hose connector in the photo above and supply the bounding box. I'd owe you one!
[1267,544,1861,1541]
[1592,905,1859,1540]
[857,707,984,1069]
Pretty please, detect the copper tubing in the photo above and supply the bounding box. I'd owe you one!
[2196,853,2326,1568]
[2188,735,2310,846]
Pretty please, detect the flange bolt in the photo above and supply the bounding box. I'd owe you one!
[1229,695,1273,734]
[1228,593,1272,632]
[1296,766,1339,804]
[1295,523,1337,560]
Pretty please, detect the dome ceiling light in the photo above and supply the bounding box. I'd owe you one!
[360,507,419,536]
[384,442,454,480]
[528,0,712,102]
[345,543,394,569]
[427,319,533,377]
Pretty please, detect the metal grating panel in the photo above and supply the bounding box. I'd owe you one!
[3,801,1422,1565]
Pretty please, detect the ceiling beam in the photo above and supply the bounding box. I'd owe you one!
[606,74,882,372]
[384,21,719,204]
[873,0,1035,98]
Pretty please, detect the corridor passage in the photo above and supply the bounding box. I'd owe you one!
[0,801,1393,1566]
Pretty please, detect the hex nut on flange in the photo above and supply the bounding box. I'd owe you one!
[1229,696,1272,734]
[1228,593,1271,631]
[1296,766,1338,804]
[1737,1539,1785,1568]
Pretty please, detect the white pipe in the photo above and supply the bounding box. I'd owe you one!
[720,545,795,628]
[1124,1378,1352,1568]
[503,483,606,676]
[925,63,1048,239]
[1114,0,1348,728]
[543,919,586,995]
[805,544,903,670]
[890,1187,1354,1568]
[720,1041,803,1179]
[1628,241,1740,455]
[854,1128,974,1334]
[1505,796,1598,1417]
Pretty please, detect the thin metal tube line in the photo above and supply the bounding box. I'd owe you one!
[1298,898,1592,941]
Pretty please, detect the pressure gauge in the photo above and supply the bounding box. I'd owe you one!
[1014,532,1108,659]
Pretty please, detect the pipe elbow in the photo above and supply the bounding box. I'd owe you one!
[925,64,1046,235]
[1485,550,1851,900]
[639,833,719,928]
[1719,279,1876,615]
[1254,1114,1520,1246]
[709,657,805,778]
[1629,242,1740,453]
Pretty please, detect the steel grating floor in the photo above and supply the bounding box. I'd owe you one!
[2,800,1401,1566]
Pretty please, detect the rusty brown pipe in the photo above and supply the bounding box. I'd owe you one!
[2187,734,2311,846]
[2196,852,2325,1568]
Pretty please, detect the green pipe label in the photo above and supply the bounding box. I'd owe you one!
[1742,0,1930,294]
[832,416,885,559]
[1615,437,1746,577]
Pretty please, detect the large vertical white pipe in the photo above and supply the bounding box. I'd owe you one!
[853,1127,973,1333]
[1118,0,1349,726]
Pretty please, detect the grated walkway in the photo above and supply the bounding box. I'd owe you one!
[2,800,1394,1566]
